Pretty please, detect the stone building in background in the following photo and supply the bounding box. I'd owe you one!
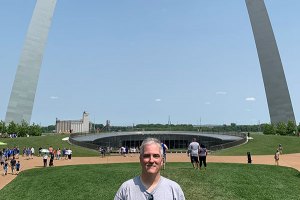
[56,111,90,133]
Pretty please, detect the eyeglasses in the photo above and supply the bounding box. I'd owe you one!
[148,194,154,200]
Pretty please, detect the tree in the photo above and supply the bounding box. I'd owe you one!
[286,120,297,136]
[7,121,18,135]
[276,122,287,136]
[263,123,276,135]
[0,120,6,133]
[230,123,237,131]
[29,123,42,136]
[18,120,30,137]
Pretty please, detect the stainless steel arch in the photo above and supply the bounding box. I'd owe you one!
[5,0,57,124]
[5,0,295,125]
[245,0,295,124]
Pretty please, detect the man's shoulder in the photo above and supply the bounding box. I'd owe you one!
[160,176,181,188]
[120,176,140,187]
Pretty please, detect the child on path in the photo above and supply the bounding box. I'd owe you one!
[16,161,21,175]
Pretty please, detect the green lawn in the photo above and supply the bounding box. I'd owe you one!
[213,133,300,156]
[1,163,300,200]
[0,134,99,157]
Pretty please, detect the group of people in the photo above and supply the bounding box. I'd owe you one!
[187,138,208,170]
[1,149,21,176]
[247,144,283,166]
[1,147,20,160]
[41,146,73,167]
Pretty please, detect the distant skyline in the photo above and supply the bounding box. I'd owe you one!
[1,1,300,126]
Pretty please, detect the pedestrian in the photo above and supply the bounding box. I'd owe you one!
[187,138,200,169]
[10,156,17,175]
[43,153,48,167]
[101,147,106,158]
[64,148,69,160]
[38,147,42,157]
[0,154,5,166]
[68,148,72,160]
[3,160,8,175]
[49,146,53,154]
[114,138,185,200]
[30,147,35,159]
[199,144,207,170]
[274,149,280,166]
[120,147,126,157]
[161,141,168,170]
[16,161,21,175]
[247,152,252,164]
[49,153,54,167]
[56,148,61,160]
[278,144,283,155]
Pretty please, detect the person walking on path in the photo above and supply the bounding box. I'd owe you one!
[49,153,54,167]
[274,149,280,166]
[114,138,185,200]
[30,147,35,159]
[10,157,17,175]
[187,138,200,169]
[161,142,168,170]
[247,152,252,164]
[43,153,48,167]
[3,160,8,176]
[16,161,21,175]
[278,144,283,155]
[56,148,61,160]
[199,144,207,170]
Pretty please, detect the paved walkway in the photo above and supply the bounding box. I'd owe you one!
[1,153,299,190]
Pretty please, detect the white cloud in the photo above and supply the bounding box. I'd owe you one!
[245,97,256,101]
[155,99,161,102]
[216,91,227,95]
[50,96,59,100]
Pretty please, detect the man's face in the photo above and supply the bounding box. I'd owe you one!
[140,143,163,175]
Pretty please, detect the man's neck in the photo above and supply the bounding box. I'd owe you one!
[140,173,161,192]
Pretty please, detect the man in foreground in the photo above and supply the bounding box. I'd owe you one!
[114,138,185,200]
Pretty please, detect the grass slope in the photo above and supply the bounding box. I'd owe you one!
[214,133,300,156]
[2,163,300,200]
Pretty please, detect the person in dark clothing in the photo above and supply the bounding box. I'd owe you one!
[199,144,207,170]
[247,152,252,164]
[10,157,17,175]
[49,153,54,166]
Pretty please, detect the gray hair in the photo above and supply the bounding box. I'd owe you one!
[140,138,162,155]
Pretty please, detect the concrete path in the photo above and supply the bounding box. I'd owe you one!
[1,153,299,190]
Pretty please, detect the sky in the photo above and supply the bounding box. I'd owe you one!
[1,0,300,126]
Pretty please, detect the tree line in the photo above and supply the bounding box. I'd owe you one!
[0,120,42,137]
[2,120,299,137]
[91,122,300,135]
[262,121,298,136]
